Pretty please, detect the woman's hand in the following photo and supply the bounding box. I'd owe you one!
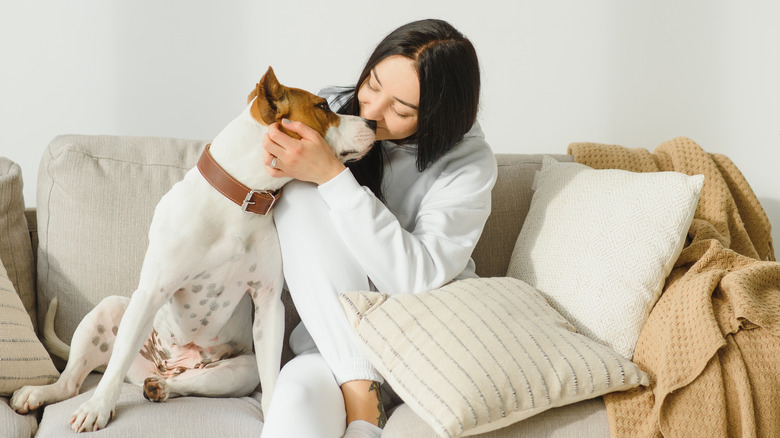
[263,120,347,185]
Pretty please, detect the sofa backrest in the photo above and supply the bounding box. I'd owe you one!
[472,153,571,278]
[33,134,571,364]
[36,135,206,345]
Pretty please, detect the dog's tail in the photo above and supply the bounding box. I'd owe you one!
[43,298,71,361]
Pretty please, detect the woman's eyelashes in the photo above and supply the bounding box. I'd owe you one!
[392,106,413,118]
[365,73,415,119]
[367,77,379,92]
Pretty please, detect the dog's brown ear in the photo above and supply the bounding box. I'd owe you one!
[247,83,259,104]
[253,66,289,125]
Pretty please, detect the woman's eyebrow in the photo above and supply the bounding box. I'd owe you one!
[372,68,419,110]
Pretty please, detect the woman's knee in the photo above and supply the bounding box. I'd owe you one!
[263,354,346,437]
[272,354,342,407]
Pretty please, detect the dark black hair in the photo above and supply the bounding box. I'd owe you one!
[338,19,481,202]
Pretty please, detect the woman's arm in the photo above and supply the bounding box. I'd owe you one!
[318,135,497,295]
[264,118,497,295]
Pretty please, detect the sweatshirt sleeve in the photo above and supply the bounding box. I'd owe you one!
[317,137,497,295]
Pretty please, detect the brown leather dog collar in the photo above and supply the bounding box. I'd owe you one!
[197,144,280,215]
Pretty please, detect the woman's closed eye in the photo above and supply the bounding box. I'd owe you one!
[391,106,413,118]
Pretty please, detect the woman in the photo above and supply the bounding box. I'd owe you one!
[260,19,497,438]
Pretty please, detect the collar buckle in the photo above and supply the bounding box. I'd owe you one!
[242,189,278,214]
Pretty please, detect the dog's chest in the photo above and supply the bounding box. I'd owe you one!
[154,252,274,343]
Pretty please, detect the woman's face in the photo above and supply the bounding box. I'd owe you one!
[357,55,419,142]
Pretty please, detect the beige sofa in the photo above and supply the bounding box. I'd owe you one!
[1,135,611,437]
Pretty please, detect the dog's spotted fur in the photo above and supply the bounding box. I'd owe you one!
[10,66,375,433]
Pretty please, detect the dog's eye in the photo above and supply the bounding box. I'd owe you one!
[316,102,330,111]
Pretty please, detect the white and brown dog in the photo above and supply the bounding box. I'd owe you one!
[10,67,375,432]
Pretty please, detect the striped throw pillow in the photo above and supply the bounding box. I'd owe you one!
[340,277,649,437]
[0,257,59,396]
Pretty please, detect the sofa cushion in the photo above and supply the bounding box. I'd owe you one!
[507,157,703,359]
[0,254,59,396]
[471,154,572,278]
[36,135,207,344]
[36,134,302,367]
[339,277,648,437]
[35,373,263,437]
[0,157,37,329]
[384,397,610,438]
[0,397,38,438]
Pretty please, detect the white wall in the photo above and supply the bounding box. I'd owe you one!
[3,1,779,243]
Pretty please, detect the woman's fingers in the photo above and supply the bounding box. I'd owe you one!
[265,123,292,152]
[263,127,287,175]
[278,118,319,141]
[262,120,344,184]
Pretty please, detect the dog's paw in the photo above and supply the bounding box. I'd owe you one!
[10,386,46,414]
[69,397,115,433]
[143,375,169,402]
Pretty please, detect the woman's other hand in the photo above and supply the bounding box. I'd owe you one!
[263,120,347,185]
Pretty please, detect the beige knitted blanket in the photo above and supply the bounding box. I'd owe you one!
[568,137,780,438]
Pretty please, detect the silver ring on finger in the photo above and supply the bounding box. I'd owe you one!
[270,156,278,169]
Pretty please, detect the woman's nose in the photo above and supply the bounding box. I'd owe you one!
[361,100,384,121]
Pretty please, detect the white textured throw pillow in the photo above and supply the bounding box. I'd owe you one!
[339,277,649,437]
[507,157,704,359]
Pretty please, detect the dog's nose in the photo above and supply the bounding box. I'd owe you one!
[365,119,377,133]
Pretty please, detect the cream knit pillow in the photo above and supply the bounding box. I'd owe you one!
[340,277,649,437]
[507,157,703,359]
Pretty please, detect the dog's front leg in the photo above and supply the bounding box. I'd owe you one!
[68,287,162,433]
[248,262,285,416]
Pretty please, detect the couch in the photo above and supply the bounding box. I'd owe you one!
[0,133,686,437]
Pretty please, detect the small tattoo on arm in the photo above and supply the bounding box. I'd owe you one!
[369,381,387,428]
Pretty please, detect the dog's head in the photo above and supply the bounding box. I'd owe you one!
[249,66,376,163]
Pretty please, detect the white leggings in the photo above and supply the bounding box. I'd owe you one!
[260,352,345,437]
[261,180,382,437]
